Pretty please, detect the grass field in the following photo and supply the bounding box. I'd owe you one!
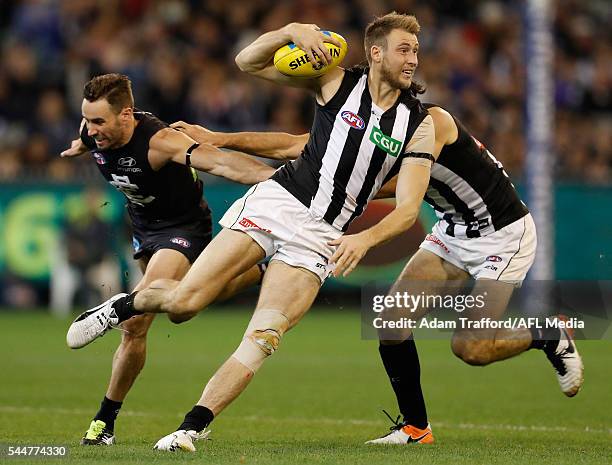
[1,308,610,465]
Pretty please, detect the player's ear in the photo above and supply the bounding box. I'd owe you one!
[119,107,133,123]
[370,45,383,64]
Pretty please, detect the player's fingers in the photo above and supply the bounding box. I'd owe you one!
[306,49,318,67]
[170,121,186,129]
[315,43,331,65]
[342,258,358,277]
[329,243,347,264]
[325,34,343,48]
[333,250,353,276]
[327,238,342,246]
[318,41,333,63]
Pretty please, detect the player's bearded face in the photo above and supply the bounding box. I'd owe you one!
[381,56,412,90]
[379,30,418,90]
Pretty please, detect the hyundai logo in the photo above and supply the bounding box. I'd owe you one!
[118,157,137,167]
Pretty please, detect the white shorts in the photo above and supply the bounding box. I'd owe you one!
[219,180,342,283]
[419,213,537,284]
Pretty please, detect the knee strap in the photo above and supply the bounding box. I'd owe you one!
[232,309,290,372]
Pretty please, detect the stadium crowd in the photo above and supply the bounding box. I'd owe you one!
[0,0,610,183]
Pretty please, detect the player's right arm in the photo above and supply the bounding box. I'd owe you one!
[329,115,436,277]
[235,22,344,103]
[60,119,90,158]
[170,121,308,161]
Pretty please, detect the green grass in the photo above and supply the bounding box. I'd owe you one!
[1,308,610,465]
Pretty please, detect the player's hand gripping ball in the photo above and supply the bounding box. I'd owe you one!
[274,31,348,78]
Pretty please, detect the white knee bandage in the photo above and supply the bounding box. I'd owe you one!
[232,309,290,373]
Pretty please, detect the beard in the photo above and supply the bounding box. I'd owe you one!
[380,60,412,90]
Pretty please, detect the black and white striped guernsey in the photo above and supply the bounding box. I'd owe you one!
[424,104,529,238]
[272,67,430,232]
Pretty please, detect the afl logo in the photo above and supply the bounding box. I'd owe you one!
[486,255,503,262]
[171,237,191,248]
[93,152,106,165]
[118,157,137,167]
[341,111,365,130]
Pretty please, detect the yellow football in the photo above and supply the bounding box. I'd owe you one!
[274,31,348,78]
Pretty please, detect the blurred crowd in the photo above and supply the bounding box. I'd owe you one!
[0,0,610,183]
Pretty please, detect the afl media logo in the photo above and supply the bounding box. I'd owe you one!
[341,111,365,130]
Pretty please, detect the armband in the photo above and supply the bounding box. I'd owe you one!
[185,143,200,167]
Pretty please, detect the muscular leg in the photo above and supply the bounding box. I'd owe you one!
[132,229,265,322]
[89,249,191,435]
[177,260,320,432]
[377,249,469,430]
[94,241,266,431]
[216,263,264,302]
[450,279,532,366]
[106,249,191,401]
[380,249,470,343]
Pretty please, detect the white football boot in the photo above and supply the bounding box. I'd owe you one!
[153,429,211,452]
[66,293,128,349]
[545,316,584,397]
[366,411,434,445]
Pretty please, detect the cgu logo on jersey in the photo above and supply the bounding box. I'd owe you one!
[370,126,402,157]
[486,255,503,262]
[341,111,365,130]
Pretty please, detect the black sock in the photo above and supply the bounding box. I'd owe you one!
[178,405,214,432]
[529,325,561,351]
[113,292,142,323]
[93,396,122,431]
[379,337,428,429]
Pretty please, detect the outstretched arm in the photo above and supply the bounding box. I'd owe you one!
[149,128,276,185]
[170,121,308,161]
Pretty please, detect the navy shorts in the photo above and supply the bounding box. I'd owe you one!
[131,208,212,264]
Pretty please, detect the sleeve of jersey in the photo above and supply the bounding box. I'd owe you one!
[402,114,435,167]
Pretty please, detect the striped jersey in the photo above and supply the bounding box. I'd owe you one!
[272,67,430,231]
[424,104,529,238]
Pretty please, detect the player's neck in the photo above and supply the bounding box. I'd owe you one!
[368,71,401,112]
[112,117,138,149]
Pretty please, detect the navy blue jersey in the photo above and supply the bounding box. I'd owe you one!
[81,110,208,226]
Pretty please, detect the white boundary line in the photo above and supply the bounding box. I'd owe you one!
[1,406,610,435]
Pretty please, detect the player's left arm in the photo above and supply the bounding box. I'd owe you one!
[149,128,276,184]
[329,115,436,277]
